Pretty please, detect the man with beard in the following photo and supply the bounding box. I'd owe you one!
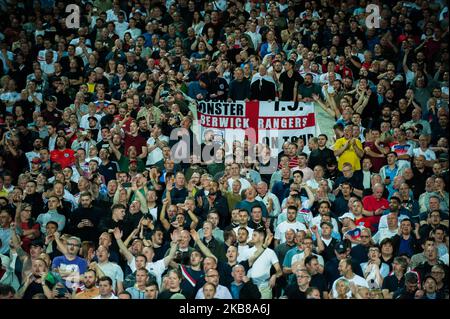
[50,136,76,169]
[74,269,99,299]
[25,138,44,169]
[67,192,103,242]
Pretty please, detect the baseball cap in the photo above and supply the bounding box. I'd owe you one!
[129,159,138,165]
[439,153,448,162]
[335,241,348,254]
[338,212,355,221]
[134,9,146,16]
[31,157,42,164]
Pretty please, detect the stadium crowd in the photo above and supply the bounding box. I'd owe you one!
[0,0,448,300]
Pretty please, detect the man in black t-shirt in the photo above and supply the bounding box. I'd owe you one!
[285,269,311,299]
[279,60,304,101]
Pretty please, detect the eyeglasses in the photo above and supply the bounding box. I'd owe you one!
[67,243,80,247]
[360,235,370,238]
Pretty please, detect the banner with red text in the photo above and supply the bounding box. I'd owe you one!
[190,100,317,151]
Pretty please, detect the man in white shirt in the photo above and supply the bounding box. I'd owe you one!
[233,210,254,242]
[373,213,399,244]
[331,257,368,298]
[37,39,57,63]
[114,12,129,39]
[146,124,169,166]
[310,201,339,231]
[245,20,262,50]
[227,162,251,192]
[92,276,118,299]
[39,51,56,76]
[360,157,373,190]
[195,269,232,299]
[93,245,124,293]
[290,235,325,267]
[274,206,307,246]
[412,136,436,167]
[246,229,282,299]
[124,17,142,40]
[235,227,252,262]
[106,3,125,22]
[255,181,281,218]
[114,228,177,288]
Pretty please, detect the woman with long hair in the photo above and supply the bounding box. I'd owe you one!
[191,11,205,36]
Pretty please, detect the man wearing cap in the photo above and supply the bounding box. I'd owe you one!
[340,212,364,247]
[41,95,62,126]
[29,158,43,178]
